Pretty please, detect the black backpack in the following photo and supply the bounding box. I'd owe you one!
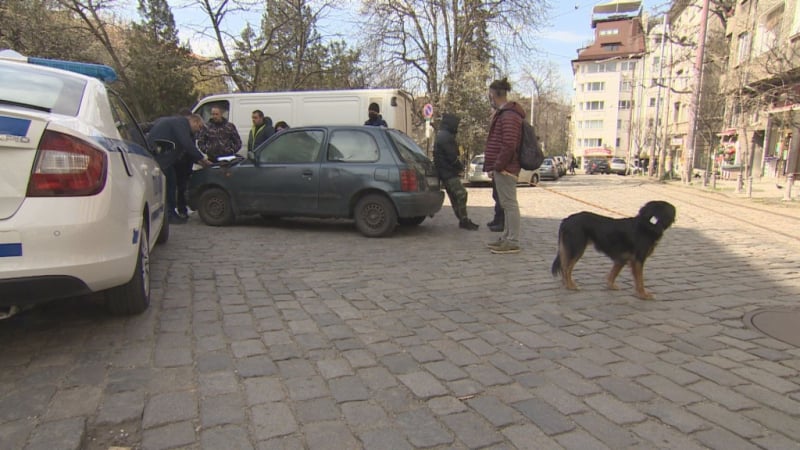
[503,109,544,170]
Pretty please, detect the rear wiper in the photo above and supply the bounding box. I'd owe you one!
[0,99,51,113]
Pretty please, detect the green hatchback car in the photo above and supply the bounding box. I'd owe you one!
[187,126,445,237]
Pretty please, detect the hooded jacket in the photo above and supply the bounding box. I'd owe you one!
[247,117,274,152]
[433,113,464,180]
[483,101,524,175]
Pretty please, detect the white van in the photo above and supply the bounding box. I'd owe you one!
[192,89,414,152]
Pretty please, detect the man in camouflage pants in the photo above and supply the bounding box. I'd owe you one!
[434,113,479,230]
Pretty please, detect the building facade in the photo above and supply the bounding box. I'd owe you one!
[722,0,800,184]
[570,0,646,165]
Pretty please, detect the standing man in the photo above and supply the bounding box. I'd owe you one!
[434,113,479,230]
[247,109,274,152]
[364,102,388,127]
[483,78,524,254]
[147,114,211,224]
[198,106,242,162]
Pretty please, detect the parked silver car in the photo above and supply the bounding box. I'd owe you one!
[468,155,539,186]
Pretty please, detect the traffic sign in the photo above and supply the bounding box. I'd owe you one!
[423,103,433,119]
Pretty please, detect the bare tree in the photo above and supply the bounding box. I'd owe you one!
[360,0,550,119]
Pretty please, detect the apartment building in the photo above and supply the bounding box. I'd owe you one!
[570,0,646,166]
[722,0,800,182]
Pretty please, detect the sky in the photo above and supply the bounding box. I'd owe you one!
[163,0,664,98]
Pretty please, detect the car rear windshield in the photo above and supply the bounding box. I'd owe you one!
[387,129,430,164]
[0,64,86,116]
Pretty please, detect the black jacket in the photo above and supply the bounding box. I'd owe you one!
[433,113,463,180]
[146,115,205,169]
[247,117,274,152]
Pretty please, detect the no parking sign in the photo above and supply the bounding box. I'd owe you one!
[423,103,433,120]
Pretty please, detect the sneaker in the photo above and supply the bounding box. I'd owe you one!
[490,241,520,254]
[459,218,479,230]
[486,238,505,250]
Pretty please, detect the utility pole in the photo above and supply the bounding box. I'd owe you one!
[651,14,667,178]
[684,0,711,184]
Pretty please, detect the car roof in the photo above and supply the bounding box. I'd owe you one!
[0,50,117,83]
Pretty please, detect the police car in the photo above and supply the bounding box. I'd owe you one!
[0,50,167,317]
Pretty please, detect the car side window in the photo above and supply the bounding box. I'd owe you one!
[258,130,323,164]
[327,130,379,162]
[107,91,148,150]
[195,100,230,123]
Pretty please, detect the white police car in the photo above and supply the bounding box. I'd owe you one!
[0,50,167,317]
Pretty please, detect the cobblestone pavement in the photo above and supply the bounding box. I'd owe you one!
[1,175,799,450]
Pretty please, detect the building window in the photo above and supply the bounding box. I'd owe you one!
[649,97,657,107]
[617,119,622,129]
[648,118,654,127]
[587,62,618,73]
[580,138,603,147]
[619,100,632,109]
[586,81,605,92]
[754,5,785,55]
[620,61,637,71]
[585,120,603,129]
[600,29,619,36]
[652,56,661,67]
[652,34,663,45]
[586,101,604,110]
[602,43,621,51]
[737,32,750,64]
[616,138,621,147]
[673,102,681,122]
[793,2,800,36]
[620,80,633,92]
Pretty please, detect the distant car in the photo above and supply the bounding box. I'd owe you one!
[587,158,611,174]
[188,126,445,237]
[0,52,167,317]
[518,168,540,187]
[467,155,491,185]
[539,158,559,180]
[610,158,628,175]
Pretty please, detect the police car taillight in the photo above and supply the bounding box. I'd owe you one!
[27,130,107,197]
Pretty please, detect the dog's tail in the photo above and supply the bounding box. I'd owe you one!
[551,228,563,277]
[551,254,562,277]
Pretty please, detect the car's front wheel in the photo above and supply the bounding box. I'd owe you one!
[198,188,235,226]
[106,224,150,315]
[529,173,540,187]
[354,194,397,237]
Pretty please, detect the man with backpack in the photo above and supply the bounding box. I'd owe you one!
[483,78,524,254]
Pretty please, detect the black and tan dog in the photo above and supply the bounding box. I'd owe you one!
[551,200,676,300]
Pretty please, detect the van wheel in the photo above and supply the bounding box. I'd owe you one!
[106,225,150,315]
[355,194,397,237]
[398,216,425,226]
[198,188,235,226]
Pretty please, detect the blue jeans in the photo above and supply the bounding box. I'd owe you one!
[493,171,520,244]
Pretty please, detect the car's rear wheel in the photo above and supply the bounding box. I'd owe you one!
[106,224,150,315]
[398,216,425,226]
[529,173,540,187]
[198,188,235,226]
[354,194,397,237]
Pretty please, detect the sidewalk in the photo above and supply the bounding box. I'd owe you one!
[656,174,800,207]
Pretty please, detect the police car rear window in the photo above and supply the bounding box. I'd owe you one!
[0,64,86,116]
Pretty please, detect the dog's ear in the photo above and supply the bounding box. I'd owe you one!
[638,201,676,233]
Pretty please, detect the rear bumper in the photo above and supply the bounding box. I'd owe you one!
[0,276,92,306]
[391,191,444,217]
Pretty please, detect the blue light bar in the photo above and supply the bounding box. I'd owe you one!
[27,57,117,83]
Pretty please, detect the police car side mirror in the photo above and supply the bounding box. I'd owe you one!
[153,139,176,155]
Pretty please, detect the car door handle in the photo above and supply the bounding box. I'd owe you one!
[301,170,313,177]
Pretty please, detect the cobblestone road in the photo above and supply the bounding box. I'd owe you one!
[1,175,799,450]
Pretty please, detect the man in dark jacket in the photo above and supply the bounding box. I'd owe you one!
[198,106,242,162]
[483,78,524,254]
[247,109,274,152]
[434,114,479,230]
[364,102,388,127]
[147,114,211,223]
